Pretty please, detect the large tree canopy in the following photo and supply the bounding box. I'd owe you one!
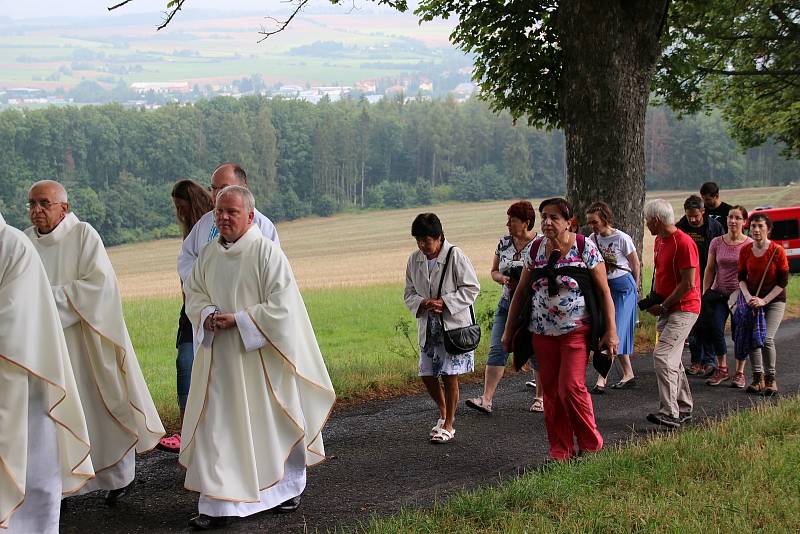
[657,0,800,158]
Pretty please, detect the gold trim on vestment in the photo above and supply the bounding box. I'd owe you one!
[0,453,25,528]
[0,354,95,486]
[246,310,336,460]
[179,344,307,502]
[178,344,215,467]
[67,294,164,442]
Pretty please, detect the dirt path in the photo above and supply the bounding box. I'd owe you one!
[60,321,800,533]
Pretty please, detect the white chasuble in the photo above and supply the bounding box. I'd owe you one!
[0,214,94,530]
[24,213,164,491]
[182,225,335,508]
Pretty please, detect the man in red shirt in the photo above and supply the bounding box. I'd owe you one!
[643,199,701,428]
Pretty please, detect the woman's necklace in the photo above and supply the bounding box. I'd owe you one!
[549,232,573,257]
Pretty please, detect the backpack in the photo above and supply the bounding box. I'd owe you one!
[528,234,607,352]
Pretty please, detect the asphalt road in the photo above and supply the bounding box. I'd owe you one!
[60,320,800,533]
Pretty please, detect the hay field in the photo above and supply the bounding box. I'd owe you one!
[109,185,798,299]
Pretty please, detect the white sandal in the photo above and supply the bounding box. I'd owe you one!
[430,418,445,437]
[530,397,544,412]
[430,427,455,443]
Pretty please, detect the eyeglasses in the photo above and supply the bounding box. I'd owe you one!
[26,200,62,210]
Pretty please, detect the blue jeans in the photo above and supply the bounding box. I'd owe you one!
[176,342,194,411]
[706,296,731,359]
[688,327,716,368]
[486,296,537,369]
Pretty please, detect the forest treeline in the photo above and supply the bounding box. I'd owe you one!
[0,96,797,245]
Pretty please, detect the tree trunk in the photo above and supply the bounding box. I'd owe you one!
[556,0,669,254]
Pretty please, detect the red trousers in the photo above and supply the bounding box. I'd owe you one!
[533,326,603,460]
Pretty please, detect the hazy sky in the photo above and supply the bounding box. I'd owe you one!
[0,0,411,20]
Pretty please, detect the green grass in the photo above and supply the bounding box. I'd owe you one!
[125,272,800,429]
[354,395,800,533]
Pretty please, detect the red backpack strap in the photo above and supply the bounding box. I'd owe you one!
[576,232,586,257]
[529,235,546,267]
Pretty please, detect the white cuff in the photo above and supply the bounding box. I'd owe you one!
[194,306,217,354]
[235,310,268,352]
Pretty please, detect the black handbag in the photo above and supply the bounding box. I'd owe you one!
[437,246,481,355]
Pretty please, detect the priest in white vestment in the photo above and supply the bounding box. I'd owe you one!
[182,186,335,530]
[0,211,94,533]
[23,180,165,505]
[161,162,280,454]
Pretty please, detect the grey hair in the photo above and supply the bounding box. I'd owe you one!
[216,185,255,213]
[644,198,675,225]
[29,180,68,203]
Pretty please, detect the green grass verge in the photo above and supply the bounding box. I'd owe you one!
[354,396,800,533]
[125,273,799,429]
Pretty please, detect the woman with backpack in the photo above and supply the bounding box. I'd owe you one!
[503,198,617,461]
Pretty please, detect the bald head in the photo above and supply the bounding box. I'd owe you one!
[29,180,68,203]
[210,163,248,204]
[28,180,69,234]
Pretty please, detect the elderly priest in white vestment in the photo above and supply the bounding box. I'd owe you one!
[23,180,165,506]
[0,211,94,533]
[182,185,335,530]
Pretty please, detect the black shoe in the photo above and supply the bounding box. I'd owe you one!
[646,412,681,429]
[188,514,229,530]
[610,378,636,389]
[275,495,301,514]
[590,384,605,395]
[104,483,132,507]
[679,411,693,424]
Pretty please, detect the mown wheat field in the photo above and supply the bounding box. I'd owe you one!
[110,186,796,298]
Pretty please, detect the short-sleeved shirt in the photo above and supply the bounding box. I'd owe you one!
[654,229,701,314]
[495,235,536,300]
[589,229,636,280]
[709,235,752,296]
[525,235,604,336]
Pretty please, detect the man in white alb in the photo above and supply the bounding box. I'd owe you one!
[182,186,335,530]
[24,180,165,505]
[0,209,94,533]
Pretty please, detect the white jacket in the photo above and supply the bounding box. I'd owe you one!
[404,240,480,350]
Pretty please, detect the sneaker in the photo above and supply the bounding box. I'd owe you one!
[679,411,693,424]
[700,365,716,378]
[646,412,681,429]
[686,363,704,376]
[706,367,729,386]
[730,372,746,389]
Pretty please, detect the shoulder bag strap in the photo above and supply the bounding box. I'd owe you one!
[436,246,454,299]
[437,246,476,325]
[755,245,780,297]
